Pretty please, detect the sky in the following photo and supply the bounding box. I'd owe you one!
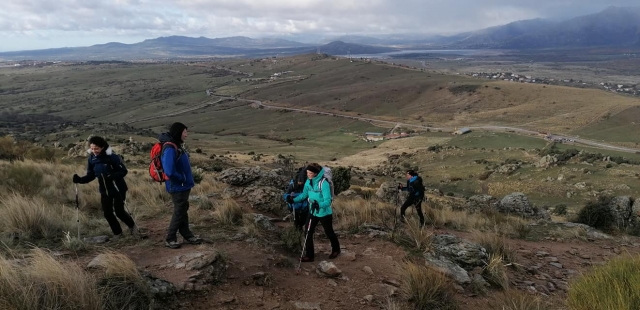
[0,0,637,52]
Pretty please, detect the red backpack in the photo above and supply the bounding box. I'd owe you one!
[149,142,178,183]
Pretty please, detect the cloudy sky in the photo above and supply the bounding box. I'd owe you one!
[0,0,636,52]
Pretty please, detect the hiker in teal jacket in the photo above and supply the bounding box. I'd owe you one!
[288,163,341,261]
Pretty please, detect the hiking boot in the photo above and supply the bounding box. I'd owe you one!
[329,251,340,259]
[111,234,122,242]
[300,256,314,262]
[165,240,182,249]
[184,236,203,245]
[129,225,140,236]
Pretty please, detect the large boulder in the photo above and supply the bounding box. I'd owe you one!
[429,234,488,269]
[497,192,551,220]
[376,182,404,204]
[610,196,633,229]
[244,186,285,213]
[464,195,498,213]
[218,166,287,188]
[423,255,471,284]
[535,155,558,168]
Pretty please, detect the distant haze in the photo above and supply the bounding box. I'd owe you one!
[1,0,638,52]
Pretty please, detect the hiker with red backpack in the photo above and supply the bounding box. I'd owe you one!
[72,136,139,241]
[287,163,340,262]
[155,122,202,249]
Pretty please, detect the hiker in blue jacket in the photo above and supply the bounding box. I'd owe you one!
[159,122,202,249]
[283,167,310,231]
[73,136,138,240]
[287,163,340,262]
[398,170,426,227]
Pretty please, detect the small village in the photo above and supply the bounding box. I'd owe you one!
[466,71,640,97]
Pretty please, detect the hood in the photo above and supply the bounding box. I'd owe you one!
[87,146,113,155]
[158,132,174,144]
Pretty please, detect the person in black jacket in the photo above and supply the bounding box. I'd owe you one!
[73,136,138,240]
[398,170,426,226]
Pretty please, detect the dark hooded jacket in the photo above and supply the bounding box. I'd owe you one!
[401,175,425,199]
[77,147,128,196]
[158,132,194,193]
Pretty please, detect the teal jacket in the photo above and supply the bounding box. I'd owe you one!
[293,168,333,217]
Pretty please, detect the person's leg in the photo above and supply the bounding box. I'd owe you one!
[415,198,425,227]
[113,191,135,228]
[166,190,191,242]
[175,190,195,240]
[303,215,320,260]
[319,214,341,257]
[400,199,413,222]
[294,208,308,231]
[101,194,123,235]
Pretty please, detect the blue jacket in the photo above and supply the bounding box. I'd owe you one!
[293,168,332,217]
[158,133,194,193]
[401,175,425,199]
[77,147,128,196]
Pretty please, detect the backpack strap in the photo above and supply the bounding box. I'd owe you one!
[161,142,180,161]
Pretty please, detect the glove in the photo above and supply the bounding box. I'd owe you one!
[286,195,294,204]
[73,174,81,183]
[398,184,403,190]
[311,201,320,213]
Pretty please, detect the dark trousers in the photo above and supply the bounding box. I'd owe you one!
[101,192,135,235]
[166,189,195,242]
[293,207,309,231]
[400,197,425,225]
[303,214,340,259]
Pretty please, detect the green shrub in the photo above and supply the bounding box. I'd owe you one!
[279,226,302,254]
[575,196,615,230]
[567,255,640,310]
[331,166,351,195]
[553,204,568,215]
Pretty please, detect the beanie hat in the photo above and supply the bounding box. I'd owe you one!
[169,122,187,143]
[306,164,321,174]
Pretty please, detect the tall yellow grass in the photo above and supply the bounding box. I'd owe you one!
[567,255,640,310]
[400,262,458,310]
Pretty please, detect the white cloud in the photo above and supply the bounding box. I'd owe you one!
[0,0,637,51]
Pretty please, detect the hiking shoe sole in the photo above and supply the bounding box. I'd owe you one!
[165,241,182,249]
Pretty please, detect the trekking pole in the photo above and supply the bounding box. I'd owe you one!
[75,183,80,239]
[296,217,313,275]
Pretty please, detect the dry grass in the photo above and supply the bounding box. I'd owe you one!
[400,262,458,310]
[394,219,433,253]
[473,231,516,263]
[488,289,548,310]
[482,254,509,290]
[332,198,397,232]
[95,251,151,310]
[567,255,640,310]
[0,193,76,240]
[213,199,243,226]
[0,249,102,310]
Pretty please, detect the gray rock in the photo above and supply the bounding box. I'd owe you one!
[291,301,322,310]
[497,164,520,175]
[252,213,277,231]
[429,234,488,268]
[338,190,362,199]
[376,182,402,204]
[536,155,558,168]
[363,266,374,275]
[83,235,109,244]
[218,166,287,188]
[610,196,633,229]
[165,251,227,285]
[363,295,374,302]
[316,261,342,278]
[497,192,550,220]
[243,186,285,213]
[424,255,471,284]
[87,254,109,269]
[464,195,498,213]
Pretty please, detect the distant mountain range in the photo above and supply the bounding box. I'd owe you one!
[1,6,639,61]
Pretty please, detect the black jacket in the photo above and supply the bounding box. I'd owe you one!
[77,147,128,196]
[401,175,425,199]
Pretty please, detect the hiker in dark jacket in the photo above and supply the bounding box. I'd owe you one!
[283,167,310,231]
[398,170,426,226]
[287,163,340,262]
[159,122,202,249]
[73,136,138,240]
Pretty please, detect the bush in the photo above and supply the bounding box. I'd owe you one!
[567,255,640,310]
[575,196,615,230]
[482,254,508,290]
[553,204,568,215]
[331,166,351,195]
[279,226,303,254]
[213,199,243,226]
[0,164,44,196]
[25,147,57,162]
[400,262,458,310]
